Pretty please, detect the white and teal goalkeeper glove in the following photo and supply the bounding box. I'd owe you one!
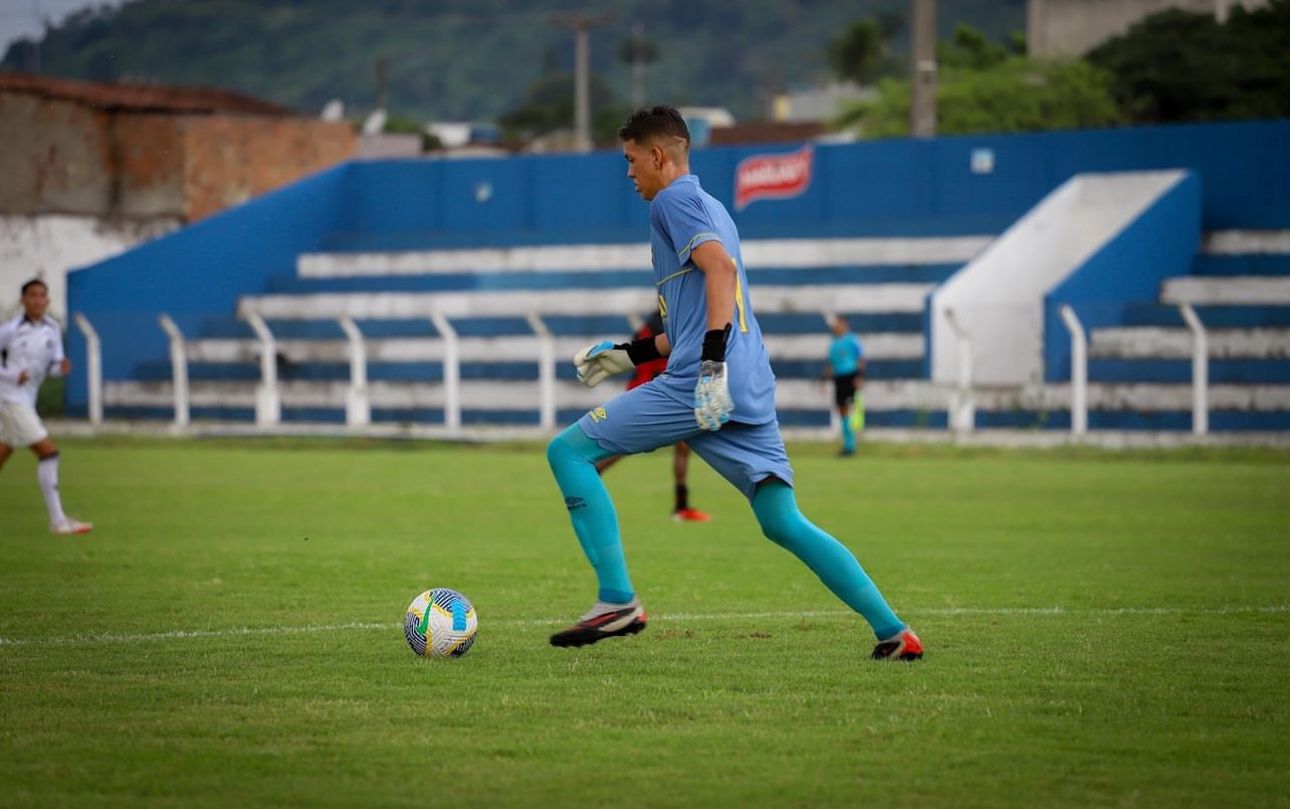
[573,336,664,388]
[574,341,633,388]
[694,324,734,431]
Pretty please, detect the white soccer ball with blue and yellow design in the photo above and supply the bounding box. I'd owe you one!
[404,588,478,658]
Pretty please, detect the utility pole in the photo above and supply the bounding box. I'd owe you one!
[32,0,42,73]
[630,21,646,109]
[550,12,613,152]
[375,57,388,113]
[910,0,937,137]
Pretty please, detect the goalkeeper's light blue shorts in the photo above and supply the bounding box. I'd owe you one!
[578,376,794,501]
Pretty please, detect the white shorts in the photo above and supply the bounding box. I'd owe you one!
[0,401,48,447]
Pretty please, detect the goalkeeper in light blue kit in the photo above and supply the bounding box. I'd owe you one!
[546,106,921,661]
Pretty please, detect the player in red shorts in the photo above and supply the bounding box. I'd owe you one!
[595,312,712,522]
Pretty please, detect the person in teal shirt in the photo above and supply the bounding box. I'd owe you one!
[824,317,866,456]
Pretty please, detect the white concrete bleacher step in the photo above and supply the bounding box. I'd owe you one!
[1089,327,1290,359]
[183,332,926,365]
[1201,230,1290,255]
[1161,276,1290,306]
[296,236,993,278]
[237,284,936,321]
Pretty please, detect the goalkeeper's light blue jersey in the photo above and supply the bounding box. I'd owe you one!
[648,174,777,425]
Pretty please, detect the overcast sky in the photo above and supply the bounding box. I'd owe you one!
[0,0,125,53]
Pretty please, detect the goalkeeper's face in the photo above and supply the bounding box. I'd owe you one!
[622,138,665,201]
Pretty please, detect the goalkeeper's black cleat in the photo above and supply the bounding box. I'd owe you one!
[550,602,648,648]
[871,628,924,661]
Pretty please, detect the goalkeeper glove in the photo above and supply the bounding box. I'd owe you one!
[694,325,734,431]
[573,336,662,388]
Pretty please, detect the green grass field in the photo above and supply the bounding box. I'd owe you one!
[2,437,1288,808]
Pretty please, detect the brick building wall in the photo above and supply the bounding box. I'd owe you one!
[181,116,355,221]
[0,74,357,222]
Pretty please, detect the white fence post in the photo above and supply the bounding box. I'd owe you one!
[526,311,557,431]
[72,314,103,426]
[1179,303,1209,435]
[337,317,370,427]
[157,314,190,428]
[943,308,975,433]
[1058,305,1087,437]
[430,311,461,431]
[243,312,281,427]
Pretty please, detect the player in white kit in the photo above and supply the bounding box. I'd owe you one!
[0,279,93,535]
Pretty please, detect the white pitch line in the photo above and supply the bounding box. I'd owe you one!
[1,606,1286,648]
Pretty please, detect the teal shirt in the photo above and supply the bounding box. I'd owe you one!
[828,333,864,376]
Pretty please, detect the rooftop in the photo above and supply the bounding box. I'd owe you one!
[0,72,293,116]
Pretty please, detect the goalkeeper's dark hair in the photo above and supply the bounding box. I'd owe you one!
[21,278,47,295]
[617,106,690,148]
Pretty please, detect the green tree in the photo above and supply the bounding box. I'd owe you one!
[498,70,628,146]
[827,15,903,85]
[937,24,1009,70]
[1086,1,1290,123]
[838,27,1120,138]
[0,0,1028,124]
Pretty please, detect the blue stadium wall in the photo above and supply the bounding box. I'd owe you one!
[66,119,1290,415]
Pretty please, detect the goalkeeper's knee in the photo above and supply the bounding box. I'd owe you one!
[547,423,609,474]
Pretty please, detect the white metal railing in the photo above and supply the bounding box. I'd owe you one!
[72,314,102,426]
[1058,305,1088,437]
[429,311,461,431]
[943,308,974,433]
[1179,303,1209,435]
[338,317,370,427]
[243,312,281,427]
[526,312,557,430]
[157,314,190,428]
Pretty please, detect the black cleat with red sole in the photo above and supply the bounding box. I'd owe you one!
[871,628,924,661]
[550,604,648,648]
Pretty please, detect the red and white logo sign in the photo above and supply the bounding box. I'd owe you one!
[734,145,813,211]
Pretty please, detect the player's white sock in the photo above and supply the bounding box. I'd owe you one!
[38,454,67,526]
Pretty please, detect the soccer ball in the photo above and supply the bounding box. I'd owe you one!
[404,588,478,658]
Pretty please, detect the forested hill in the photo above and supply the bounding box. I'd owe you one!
[3,0,1024,123]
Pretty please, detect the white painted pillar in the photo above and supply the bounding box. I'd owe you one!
[338,317,370,427]
[943,308,974,433]
[430,311,461,431]
[1058,305,1088,437]
[527,311,557,431]
[157,314,190,428]
[243,312,281,427]
[1179,303,1209,435]
[72,314,103,426]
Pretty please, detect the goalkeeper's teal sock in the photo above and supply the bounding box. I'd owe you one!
[751,480,903,639]
[546,424,635,604]
[840,413,856,453]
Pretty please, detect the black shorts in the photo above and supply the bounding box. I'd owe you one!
[832,374,861,409]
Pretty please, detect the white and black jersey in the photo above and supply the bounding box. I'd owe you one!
[0,314,66,408]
